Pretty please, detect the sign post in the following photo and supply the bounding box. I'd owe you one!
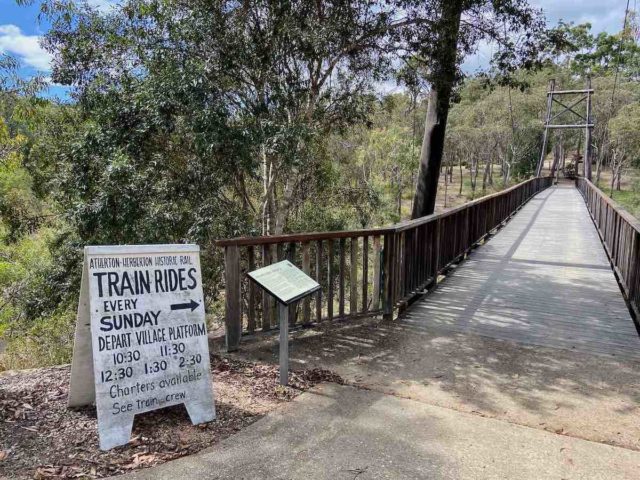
[68,244,216,450]
[278,303,289,385]
[247,260,320,385]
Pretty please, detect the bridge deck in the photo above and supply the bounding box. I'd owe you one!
[406,184,640,360]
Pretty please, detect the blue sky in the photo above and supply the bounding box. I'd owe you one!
[0,0,632,100]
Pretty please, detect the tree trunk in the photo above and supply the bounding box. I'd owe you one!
[503,160,511,186]
[261,147,273,235]
[444,168,449,208]
[397,169,402,217]
[488,158,493,187]
[274,174,296,235]
[610,154,617,197]
[411,0,463,219]
[469,157,478,199]
[595,154,602,185]
[458,157,463,196]
[482,157,490,193]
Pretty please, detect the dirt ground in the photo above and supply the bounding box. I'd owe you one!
[398,165,508,219]
[0,355,341,479]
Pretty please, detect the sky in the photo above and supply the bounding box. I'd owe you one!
[0,0,633,100]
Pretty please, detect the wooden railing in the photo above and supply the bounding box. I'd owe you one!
[576,178,640,318]
[217,176,553,351]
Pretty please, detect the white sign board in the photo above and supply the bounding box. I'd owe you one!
[247,260,321,305]
[68,245,215,450]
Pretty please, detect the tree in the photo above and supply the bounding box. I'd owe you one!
[29,0,550,230]
[609,103,640,195]
[410,0,546,218]
[38,0,469,236]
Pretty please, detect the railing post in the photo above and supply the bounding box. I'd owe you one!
[224,245,242,352]
[247,246,256,333]
[315,240,323,323]
[430,218,441,285]
[327,239,334,321]
[362,236,369,313]
[383,232,396,320]
[261,244,271,330]
[302,242,311,325]
[628,231,640,308]
[287,242,297,325]
[372,236,382,310]
[350,237,358,315]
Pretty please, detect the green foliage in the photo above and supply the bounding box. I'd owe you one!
[0,120,46,241]
[541,19,640,78]
[0,308,75,370]
[2,3,640,370]
[609,103,640,165]
[0,90,78,369]
[0,223,75,370]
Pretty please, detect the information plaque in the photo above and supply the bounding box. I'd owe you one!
[68,244,216,450]
[247,260,321,305]
[248,260,320,385]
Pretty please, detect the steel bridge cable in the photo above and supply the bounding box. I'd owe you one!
[610,0,632,113]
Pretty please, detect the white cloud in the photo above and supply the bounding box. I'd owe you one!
[0,24,52,71]
[533,0,626,34]
[462,40,495,74]
[461,1,627,74]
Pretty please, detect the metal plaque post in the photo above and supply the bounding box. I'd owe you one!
[247,260,321,386]
[278,302,289,385]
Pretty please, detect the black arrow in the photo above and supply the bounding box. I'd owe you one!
[170,299,199,312]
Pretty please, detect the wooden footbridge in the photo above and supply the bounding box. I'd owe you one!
[217,177,640,359]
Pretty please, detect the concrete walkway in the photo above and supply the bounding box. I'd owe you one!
[121,383,640,480]
[117,185,640,479]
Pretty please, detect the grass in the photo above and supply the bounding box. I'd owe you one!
[595,166,640,219]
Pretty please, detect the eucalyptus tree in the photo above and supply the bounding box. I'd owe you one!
[608,103,640,195]
[25,0,550,241]
[409,0,547,218]
[31,0,406,238]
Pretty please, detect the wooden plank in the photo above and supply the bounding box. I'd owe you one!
[261,244,271,330]
[362,236,369,312]
[372,236,381,311]
[224,245,242,352]
[407,185,640,361]
[316,240,323,322]
[270,243,278,325]
[302,242,311,324]
[288,242,296,326]
[431,219,441,282]
[247,246,256,333]
[327,239,334,321]
[383,233,396,320]
[350,237,358,315]
[339,238,346,318]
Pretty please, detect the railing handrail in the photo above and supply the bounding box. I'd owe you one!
[219,175,554,352]
[217,176,548,246]
[577,177,640,232]
[576,176,640,321]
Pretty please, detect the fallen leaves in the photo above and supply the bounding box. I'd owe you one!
[34,466,62,479]
[0,355,339,479]
[123,452,160,470]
